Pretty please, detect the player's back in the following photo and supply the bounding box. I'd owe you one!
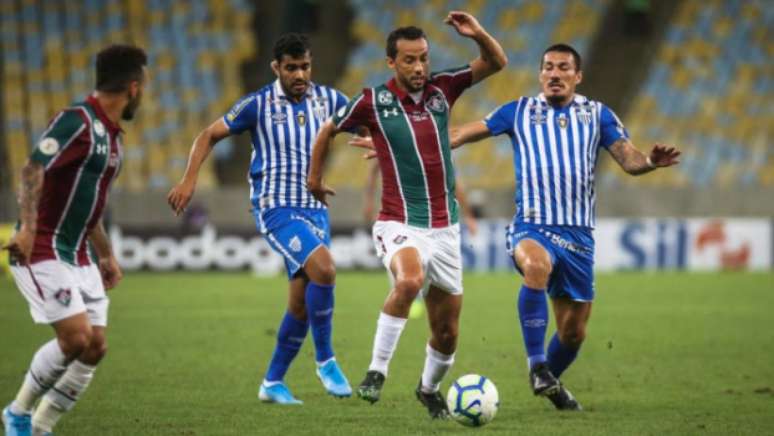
[28,95,123,266]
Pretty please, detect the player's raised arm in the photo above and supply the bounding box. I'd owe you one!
[1,160,44,264]
[167,118,231,215]
[444,11,507,84]
[307,120,338,206]
[608,139,681,175]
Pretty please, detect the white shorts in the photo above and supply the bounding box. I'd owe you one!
[372,220,463,296]
[10,260,109,326]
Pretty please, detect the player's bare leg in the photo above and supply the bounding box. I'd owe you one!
[415,286,461,419]
[513,240,560,396]
[303,247,351,397]
[544,298,591,410]
[358,247,424,403]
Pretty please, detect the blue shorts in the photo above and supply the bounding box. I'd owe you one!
[505,222,595,302]
[254,207,330,280]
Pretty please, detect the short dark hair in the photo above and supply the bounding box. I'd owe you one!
[542,43,582,71]
[273,33,311,62]
[386,26,426,59]
[96,44,148,92]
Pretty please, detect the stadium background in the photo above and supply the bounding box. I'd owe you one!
[0,1,773,435]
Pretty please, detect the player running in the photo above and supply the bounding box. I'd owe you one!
[450,43,681,409]
[308,12,507,419]
[167,34,352,405]
[2,45,148,436]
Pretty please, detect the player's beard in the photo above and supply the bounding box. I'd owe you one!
[399,73,425,93]
[122,94,141,121]
[545,93,567,107]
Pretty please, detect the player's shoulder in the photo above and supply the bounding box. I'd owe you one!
[53,103,92,128]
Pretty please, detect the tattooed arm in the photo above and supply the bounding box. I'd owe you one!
[608,139,681,176]
[2,161,44,264]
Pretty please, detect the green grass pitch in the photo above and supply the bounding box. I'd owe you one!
[1,271,773,435]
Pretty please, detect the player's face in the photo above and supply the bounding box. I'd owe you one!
[388,38,429,93]
[122,67,148,121]
[540,51,582,106]
[274,52,312,100]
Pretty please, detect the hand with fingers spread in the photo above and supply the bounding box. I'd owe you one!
[649,143,681,168]
[348,136,377,160]
[167,179,196,216]
[2,227,34,265]
[444,11,483,38]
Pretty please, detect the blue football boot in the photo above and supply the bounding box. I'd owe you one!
[2,405,32,436]
[316,359,352,397]
[258,381,303,405]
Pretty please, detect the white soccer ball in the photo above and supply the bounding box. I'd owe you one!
[446,374,499,427]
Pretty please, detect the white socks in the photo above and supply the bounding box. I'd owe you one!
[368,312,408,376]
[33,360,96,432]
[10,339,68,415]
[420,343,455,394]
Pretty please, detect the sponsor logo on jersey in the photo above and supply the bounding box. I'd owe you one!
[393,235,407,245]
[378,90,394,105]
[109,152,120,167]
[337,105,347,117]
[93,119,106,137]
[409,111,429,122]
[289,235,302,252]
[54,288,72,307]
[96,143,109,155]
[272,112,288,124]
[38,137,60,155]
[529,112,546,124]
[383,108,399,118]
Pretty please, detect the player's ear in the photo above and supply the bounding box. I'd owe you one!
[270,60,279,76]
[386,56,395,71]
[575,70,583,85]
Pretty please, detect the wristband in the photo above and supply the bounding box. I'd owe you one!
[646,156,656,169]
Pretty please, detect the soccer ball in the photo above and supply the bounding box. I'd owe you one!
[446,374,499,427]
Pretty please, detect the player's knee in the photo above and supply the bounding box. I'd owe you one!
[89,337,109,362]
[314,262,336,285]
[521,258,551,285]
[59,329,93,359]
[559,325,586,348]
[394,275,423,301]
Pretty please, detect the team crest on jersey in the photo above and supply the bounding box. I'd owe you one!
[314,104,327,121]
[93,119,106,137]
[272,112,288,124]
[577,110,592,124]
[289,236,302,252]
[38,137,59,155]
[557,114,568,128]
[54,288,72,307]
[297,111,306,126]
[393,235,407,245]
[425,93,445,113]
[109,152,120,167]
[378,90,394,105]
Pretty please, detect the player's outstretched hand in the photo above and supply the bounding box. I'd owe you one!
[649,143,681,168]
[308,178,336,206]
[167,180,195,216]
[99,255,123,290]
[444,11,483,37]
[348,136,377,160]
[2,228,34,265]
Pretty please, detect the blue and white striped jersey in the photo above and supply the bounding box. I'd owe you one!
[224,80,348,213]
[484,93,629,228]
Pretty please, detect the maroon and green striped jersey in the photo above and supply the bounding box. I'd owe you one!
[334,65,472,228]
[26,95,123,266]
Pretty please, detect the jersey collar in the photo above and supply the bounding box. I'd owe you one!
[86,94,123,134]
[537,93,588,109]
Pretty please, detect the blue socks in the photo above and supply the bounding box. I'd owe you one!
[547,333,579,379]
[305,281,335,363]
[517,285,549,368]
[265,312,309,382]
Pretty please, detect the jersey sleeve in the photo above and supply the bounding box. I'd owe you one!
[598,104,629,149]
[430,65,473,107]
[332,89,370,132]
[483,101,517,136]
[30,109,88,167]
[223,94,258,134]
[330,89,349,118]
